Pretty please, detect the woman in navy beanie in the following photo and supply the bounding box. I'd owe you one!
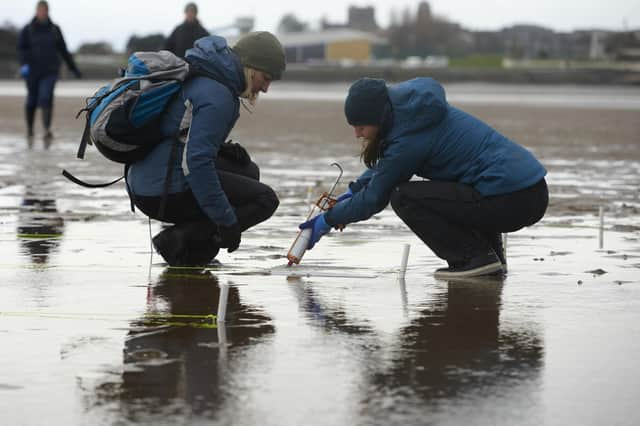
[300,77,548,278]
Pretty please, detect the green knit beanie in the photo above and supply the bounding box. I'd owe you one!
[233,31,286,80]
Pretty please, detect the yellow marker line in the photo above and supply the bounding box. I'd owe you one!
[0,311,216,321]
[0,312,218,329]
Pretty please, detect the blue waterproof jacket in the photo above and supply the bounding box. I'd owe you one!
[325,78,547,226]
[127,36,245,226]
[18,18,79,77]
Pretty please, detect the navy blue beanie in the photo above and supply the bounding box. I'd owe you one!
[344,78,389,126]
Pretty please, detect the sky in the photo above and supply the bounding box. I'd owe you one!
[3,0,640,51]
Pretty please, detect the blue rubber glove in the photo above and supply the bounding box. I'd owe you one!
[298,213,331,250]
[336,188,353,202]
[19,64,30,79]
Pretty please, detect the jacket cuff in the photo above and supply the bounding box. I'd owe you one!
[348,180,363,193]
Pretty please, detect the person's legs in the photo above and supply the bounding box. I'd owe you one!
[390,181,490,264]
[37,75,57,139]
[217,169,279,231]
[25,75,39,138]
[390,179,548,276]
[133,167,278,265]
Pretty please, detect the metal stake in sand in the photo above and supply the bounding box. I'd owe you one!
[599,206,604,249]
[399,244,410,279]
[217,283,229,324]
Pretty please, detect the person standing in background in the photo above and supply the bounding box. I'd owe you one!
[164,3,210,58]
[17,0,82,144]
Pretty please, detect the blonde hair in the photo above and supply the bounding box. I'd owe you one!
[240,67,259,105]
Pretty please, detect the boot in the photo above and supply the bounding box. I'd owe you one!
[152,222,220,266]
[41,107,53,142]
[434,251,503,279]
[25,106,35,139]
[489,232,507,272]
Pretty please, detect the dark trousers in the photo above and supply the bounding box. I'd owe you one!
[26,73,57,109]
[25,73,57,132]
[390,179,548,263]
[133,158,279,232]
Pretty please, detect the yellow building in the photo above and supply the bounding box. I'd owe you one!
[276,29,387,64]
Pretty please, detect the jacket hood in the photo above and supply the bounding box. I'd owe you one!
[386,78,448,141]
[185,35,245,96]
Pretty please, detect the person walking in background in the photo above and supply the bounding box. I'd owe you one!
[164,3,210,58]
[17,0,82,144]
[127,32,286,266]
[301,77,548,279]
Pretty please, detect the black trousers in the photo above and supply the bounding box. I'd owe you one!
[390,178,548,263]
[133,157,279,232]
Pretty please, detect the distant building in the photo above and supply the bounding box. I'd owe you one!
[481,25,615,60]
[276,29,387,63]
[472,31,505,55]
[347,6,378,32]
[615,48,640,61]
[589,31,608,59]
[502,25,560,59]
[561,30,614,60]
[321,5,379,33]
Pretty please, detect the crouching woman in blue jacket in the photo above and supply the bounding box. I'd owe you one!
[127,32,285,266]
[301,77,548,278]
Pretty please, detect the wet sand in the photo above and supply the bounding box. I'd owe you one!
[0,82,639,425]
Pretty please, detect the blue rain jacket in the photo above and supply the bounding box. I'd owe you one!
[127,36,245,226]
[325,78,547,226]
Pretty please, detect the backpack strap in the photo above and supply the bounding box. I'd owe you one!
[61,169,124,188]
[157,139,180,221]
[76,115,92,159]
[123,164,135,213]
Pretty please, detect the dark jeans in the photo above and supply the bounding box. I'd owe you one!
[133,158,279,232]
[26,73,57,109]
[390,178,548,263]
[25,74,57,133]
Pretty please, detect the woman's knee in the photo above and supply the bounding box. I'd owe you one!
[216,158,260,180]
[246,161,260,181]
[260,187,279,216]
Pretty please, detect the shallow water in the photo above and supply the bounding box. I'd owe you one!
[1,85,640,425]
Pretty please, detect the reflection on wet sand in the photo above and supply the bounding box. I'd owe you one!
[26,132,53,150]
[288,275,542,418]
[366,277,543,411]
[93,270,273,420]
[17,190,64,264]
[288,278,374,335]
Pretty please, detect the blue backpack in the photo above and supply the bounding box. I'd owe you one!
[63,50,194,188]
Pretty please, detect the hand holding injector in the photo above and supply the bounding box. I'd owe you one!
[287,163,346,266]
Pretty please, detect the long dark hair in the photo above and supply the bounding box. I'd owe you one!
[360,101,393,168]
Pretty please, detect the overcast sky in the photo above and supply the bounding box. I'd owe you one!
[4,0,639,51]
